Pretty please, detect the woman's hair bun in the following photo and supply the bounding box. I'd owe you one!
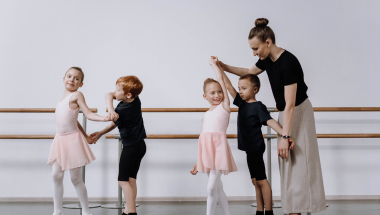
[255,18,269,28]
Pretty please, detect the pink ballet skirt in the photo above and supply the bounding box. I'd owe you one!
[197,104,237,175]
[47,92,96,171]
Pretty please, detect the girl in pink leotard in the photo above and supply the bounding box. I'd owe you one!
[47,67,113,215]
[190,57,237,215]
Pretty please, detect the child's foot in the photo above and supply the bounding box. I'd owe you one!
[265,210,274,215]
[256,211,264,215]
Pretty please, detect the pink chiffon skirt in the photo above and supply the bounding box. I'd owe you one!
[197,132,237,175]
[47,129,96,171]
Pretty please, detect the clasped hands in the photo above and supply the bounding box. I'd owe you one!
[86,110,119,144]
[278,137,295,159]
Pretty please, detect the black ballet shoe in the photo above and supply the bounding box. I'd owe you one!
[121,212,127,215]
[265,210,274,215]
[128,213,137,215]
[256,211,264,215]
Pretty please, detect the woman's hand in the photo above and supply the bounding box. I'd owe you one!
[278,138,290,159]
[190,164,198,175]
[90,132,103,143]
[209,56,218,66]
[216,59,227,71]
[288,137,295,150]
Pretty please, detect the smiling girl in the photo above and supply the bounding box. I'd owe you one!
[47,67,112,215]
[190,56,237,215]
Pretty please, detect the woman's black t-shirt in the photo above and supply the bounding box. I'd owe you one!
[114,96,147,147]
[255,50,308,111]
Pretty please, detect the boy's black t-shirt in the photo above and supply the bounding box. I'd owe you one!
[233,94,272,152]
[255,50,308,111]
[114,96,147,147]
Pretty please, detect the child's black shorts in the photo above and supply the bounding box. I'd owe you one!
[118,140,146,181]
[246,147,267,181]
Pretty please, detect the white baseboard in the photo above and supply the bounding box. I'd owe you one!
[1,195,379,202]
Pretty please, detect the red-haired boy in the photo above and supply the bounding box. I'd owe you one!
[91,75,146,215]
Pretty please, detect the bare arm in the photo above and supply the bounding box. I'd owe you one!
[210,56,230,112]
[220,68,237,100]
[98,122,117,135]
[105,92,116,112]
[71,92,109,122]
[77,121,95,144]
[266,119,283,134]
[278,83,297,159]
[282,84,297,137]
[105,92,119,121]
[90,122,118,142]
[218,61,264,76]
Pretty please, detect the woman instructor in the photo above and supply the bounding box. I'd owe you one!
[218,18,326,215]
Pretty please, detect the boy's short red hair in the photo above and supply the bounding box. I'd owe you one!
[116,76,143,98]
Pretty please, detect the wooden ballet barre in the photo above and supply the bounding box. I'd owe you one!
[0,135,55,139]
[0,108,97,113]
[107,107,380,113]
[1,134,380,140]
[105,133,380,139]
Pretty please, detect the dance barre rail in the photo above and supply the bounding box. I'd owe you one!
[0,108,98,113]
[2,133,380,139]
[104,106,380,213]
[105,134,380,139]
[0,108,99,209]
[135,107,380,112]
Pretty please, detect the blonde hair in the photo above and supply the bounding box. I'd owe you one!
[203,78,221,93]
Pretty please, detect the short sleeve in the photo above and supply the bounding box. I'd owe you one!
[255,59,265,71]
[282,59,300,86]
[257,103,272,126]
[113,108,122,126]
[233,93,243,107]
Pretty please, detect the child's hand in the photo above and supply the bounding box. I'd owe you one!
[209,56,218,66]
[104,113,117,122]
[190,164,198,175]
[107,109,119,121]
[86,135,96,144]
[288,138,295,150]
[90,132,102,143]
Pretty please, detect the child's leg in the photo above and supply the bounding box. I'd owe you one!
[119,180,136,214]
[206,169,222,215]
[69,167,91,215]
[52,162,65,215]
[129,178,137,201]
[256,179,273,211]
[215,173,231,215]
[252,178,265,212]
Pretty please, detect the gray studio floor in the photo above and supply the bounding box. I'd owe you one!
[1,200,380,215]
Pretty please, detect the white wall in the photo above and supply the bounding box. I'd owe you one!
[1,0,380,199]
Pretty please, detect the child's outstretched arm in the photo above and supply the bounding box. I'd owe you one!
[210,56,230,112]
[105,92,119,121]
[266,119,295,158]
[220,67,238,99]
[72,92,112,121]
[90,122,118,143]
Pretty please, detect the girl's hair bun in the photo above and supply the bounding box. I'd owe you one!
[255,18,269,28]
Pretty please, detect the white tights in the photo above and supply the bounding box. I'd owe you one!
[206,170,231,215]
[52,162,91,215]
